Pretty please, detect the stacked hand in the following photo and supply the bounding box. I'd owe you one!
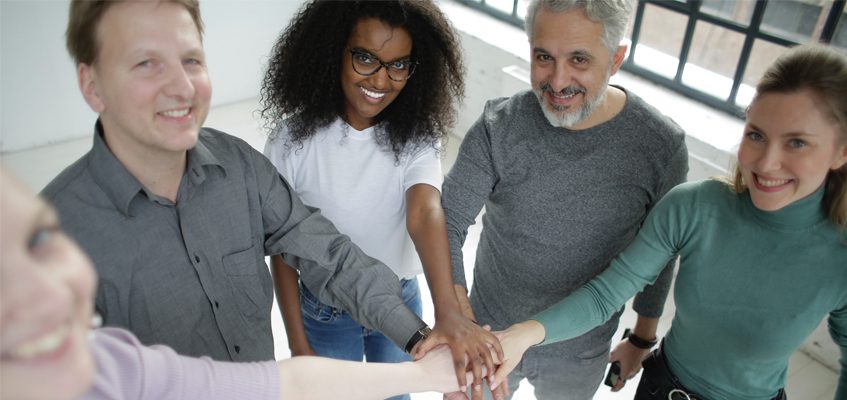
[413,311,503,400]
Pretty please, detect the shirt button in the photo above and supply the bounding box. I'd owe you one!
[234,345,241,353]
[194,254,200,263]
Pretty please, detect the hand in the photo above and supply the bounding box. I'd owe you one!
[415,311,503,400]
[608,339,650,392]
[416,344,475,394]
[489,320,545,393]
[443,391,469,400]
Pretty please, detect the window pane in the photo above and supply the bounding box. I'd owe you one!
[516,0,529,20]
[832,9,847,51]
[633,3,687,78]
[701,0,755,26]
[761,0,825,43]
[736,40,789,108]
[681,21,744,100]
[485,0,515,16]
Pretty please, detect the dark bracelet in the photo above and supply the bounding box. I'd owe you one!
[404,326,432,354]
[625,331,658,349]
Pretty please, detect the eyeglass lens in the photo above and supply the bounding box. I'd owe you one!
[350,50,414,81]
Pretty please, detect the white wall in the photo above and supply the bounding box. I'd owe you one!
[0,0,303,152]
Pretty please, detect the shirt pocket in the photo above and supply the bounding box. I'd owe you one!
[222,245,269,318]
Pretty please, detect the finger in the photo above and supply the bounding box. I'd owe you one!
[490,375,509,400]
[469,352,484,400]
[483,349,502,377]
[612,378,626,392]
[470,372,483,400]
[451,346,469,392]
[486,333,505,365]
[443,391,469,400]
[489,361,511,391]
[413,334,440,360]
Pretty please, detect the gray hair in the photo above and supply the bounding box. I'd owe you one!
[524,0,633,52]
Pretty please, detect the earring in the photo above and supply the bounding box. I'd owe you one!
[91,312,103,329]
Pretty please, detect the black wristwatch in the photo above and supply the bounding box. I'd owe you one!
[404,326,432,354]
[625,330,658,349]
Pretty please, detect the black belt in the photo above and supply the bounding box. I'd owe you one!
[640,342,786,400]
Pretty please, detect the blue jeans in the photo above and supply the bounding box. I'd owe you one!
[300,278,423,400]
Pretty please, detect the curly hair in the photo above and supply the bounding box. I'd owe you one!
[260,0,465,159]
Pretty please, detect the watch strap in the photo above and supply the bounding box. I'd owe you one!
[626,331,658,349]
[404,326,432,353]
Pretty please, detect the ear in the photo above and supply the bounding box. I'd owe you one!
[832,140,847,170]
[609,44,627,75]
[77,63,105,113]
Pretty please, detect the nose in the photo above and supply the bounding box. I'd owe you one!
[548,61,573,92]
[163,63,196,100]
[756,144,783,172]
[368,65,390,89]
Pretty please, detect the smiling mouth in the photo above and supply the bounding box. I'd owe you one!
[360,87,386,99]
[755,174,791,188]
[158,108,191,118]
[3,323,71,361]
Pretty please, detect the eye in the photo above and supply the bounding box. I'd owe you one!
[352,51,376,66]
[135,59,153,68]
[572,56,588,64]
[28,226,59,255]
[787,138,807,149]
[388,60,410,71]
[184,58,203,66]
[745,131,764,142]
[536,54,553,62]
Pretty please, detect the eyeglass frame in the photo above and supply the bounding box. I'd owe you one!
[347,48,418,82]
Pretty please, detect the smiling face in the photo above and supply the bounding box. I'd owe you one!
[0,169,98,400]
[340,17,412,131]
[738,90,847,211]
[529,7,625,130]
[77,1,211,160]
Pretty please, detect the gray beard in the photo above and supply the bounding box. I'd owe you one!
[533,77,610,129]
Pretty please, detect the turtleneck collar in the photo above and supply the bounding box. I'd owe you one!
[743,184,828,231]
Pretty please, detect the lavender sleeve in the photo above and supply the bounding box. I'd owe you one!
[81,328,280,400]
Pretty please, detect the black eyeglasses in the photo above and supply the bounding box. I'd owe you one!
[348,48,417,82]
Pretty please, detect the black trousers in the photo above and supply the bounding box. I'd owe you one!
[633,343,787,400]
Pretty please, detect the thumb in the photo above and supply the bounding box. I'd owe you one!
[413,335,438,360]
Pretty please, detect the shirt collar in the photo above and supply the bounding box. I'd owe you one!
[185,131,225,186]
[87,121,225,216]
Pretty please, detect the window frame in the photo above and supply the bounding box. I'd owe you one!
[457,0,846,117]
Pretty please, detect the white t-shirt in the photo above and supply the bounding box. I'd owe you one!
[264,118,443,279]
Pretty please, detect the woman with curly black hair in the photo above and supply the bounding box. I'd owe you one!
[261,2,501,399]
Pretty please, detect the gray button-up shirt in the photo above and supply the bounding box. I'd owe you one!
[42,123,424,362]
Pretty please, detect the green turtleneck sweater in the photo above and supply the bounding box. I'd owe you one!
[533,179,847,400]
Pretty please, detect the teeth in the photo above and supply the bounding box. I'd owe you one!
[551,92,575,99]
[757,176,790,187]
[6,324,70,360]
[160,108,190,118]
[360,87,385,99]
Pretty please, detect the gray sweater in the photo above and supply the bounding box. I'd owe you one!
[443,88,688,351]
